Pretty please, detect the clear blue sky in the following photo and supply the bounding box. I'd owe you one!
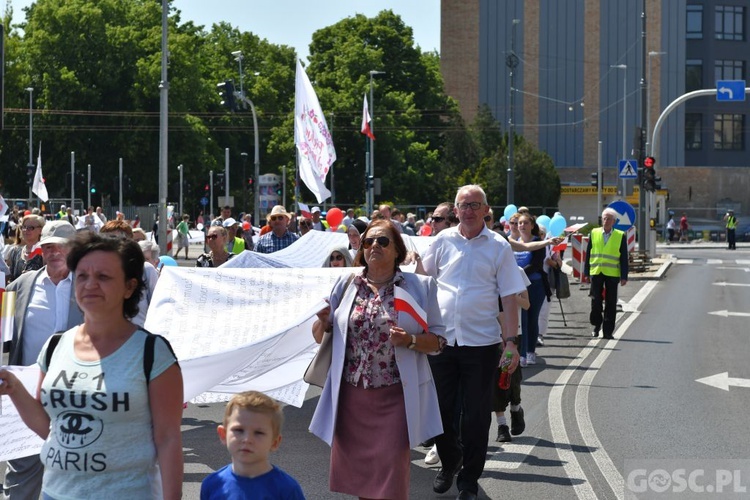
[9,0,441,61]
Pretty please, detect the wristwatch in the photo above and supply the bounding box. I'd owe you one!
[407,334,417,350]
[504,336,519,345]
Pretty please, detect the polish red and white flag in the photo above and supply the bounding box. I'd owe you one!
[360,94,375,140]
[394,286,428,333]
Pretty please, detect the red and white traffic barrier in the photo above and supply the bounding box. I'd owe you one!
[627,226,636,252]
[166,228,173,256]
[571,234,589,282]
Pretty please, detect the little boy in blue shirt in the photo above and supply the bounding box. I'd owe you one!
[201,391,305,499]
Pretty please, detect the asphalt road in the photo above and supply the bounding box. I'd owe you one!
[181,244,750,499]
[5,243,750,499]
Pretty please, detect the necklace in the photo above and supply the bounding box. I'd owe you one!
[366,274,395,285]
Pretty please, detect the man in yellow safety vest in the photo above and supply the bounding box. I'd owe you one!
[584,207,629,339]
[723,209,737,250]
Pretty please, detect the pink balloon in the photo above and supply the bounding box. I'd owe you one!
[326,207,344,228]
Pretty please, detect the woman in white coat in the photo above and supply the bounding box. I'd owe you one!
[310,219,445,500]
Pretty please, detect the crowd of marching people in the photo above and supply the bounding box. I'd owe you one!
[1,192,579,499]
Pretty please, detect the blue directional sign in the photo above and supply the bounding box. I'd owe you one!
[716,80,746,102]
[618,159,638,179]
[200,197,209,206]
[608,200,636,231]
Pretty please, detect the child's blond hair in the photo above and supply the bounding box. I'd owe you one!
[223,391,284,438]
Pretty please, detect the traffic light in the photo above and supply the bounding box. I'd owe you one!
[590,172,599,188]
[26,164,34,186]
[204,183,210,195]
[217,80,236,111]
[275,183,282,196]
[642,156,656,192]
[90,183,97,194]
[247,177,254,191]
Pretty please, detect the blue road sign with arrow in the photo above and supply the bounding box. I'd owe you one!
[608,200,636,232]
[716,80,746,102]
[618,159,638,179]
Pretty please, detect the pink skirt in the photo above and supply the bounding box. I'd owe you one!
[330,382,410,499]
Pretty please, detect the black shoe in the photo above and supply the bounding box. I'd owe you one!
[602,333,614,339]
[457,490,478,500]
[433,458,462,494]
[496,424,511,442]
[592,328,600,337]
[420,438,435,447]
[510,407,526,436]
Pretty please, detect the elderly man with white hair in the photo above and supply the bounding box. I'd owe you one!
[584,207,628,339]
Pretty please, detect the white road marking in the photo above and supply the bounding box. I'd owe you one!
[484,437,540,470]
[707,259,722,265]
[736,260,750,265]
[675,259,694,264]
[548,343,599,500]
[574,312,641,500]
[713,282,750,287]
[696,372,750,391]
[708,310,750,318]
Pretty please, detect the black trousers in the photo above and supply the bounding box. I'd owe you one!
[429,343,500,494]
[727,228,736,249]
[589,274,620,336]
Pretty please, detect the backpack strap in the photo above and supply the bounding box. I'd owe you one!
[140,330,179,384]
[44,333,64,368]
[144,333,156,384]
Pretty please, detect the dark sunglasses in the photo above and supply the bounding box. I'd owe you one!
[362,236,391,249]
[206,234,220,240]
[329,254,344,262]
[509,221,518,226]
[484,215,492,222]
[431,216,446,223]
[269,215,286,222]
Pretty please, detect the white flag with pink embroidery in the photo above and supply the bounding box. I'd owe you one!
[294,59,334,203]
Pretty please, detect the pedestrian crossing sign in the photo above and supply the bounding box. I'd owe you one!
[618,159,638,179]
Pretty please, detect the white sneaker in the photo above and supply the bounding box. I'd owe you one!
[536,335,544,346]
[527,353,536,365]
[520,356,527,367]
[425,444,440,465]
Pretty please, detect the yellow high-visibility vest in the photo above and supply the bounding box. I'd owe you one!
[589,228,624,278]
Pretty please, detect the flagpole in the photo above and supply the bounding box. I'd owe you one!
[329,112,335,205]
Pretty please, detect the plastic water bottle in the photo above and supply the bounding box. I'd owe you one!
[498,351,513,390]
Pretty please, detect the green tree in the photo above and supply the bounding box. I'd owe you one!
[298,10,455,207]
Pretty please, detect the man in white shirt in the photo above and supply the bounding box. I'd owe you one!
[3,221,83,500]
[422,185,526,500]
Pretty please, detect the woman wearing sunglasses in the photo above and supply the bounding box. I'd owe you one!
[310,220,446,500]
[6,214,45,283]
[322,245,353,268]
[195,225,233,268]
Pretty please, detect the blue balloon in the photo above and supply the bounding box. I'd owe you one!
[158,256,178,268]
[549,215,567,237]
[537,215,551,232]
[503,204,518,221]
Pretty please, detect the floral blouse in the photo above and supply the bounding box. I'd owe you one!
[343,272,404,389]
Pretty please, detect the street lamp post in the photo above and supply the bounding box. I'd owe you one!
[231,51,261,220]
[87,163,92,208]
[611,64,627,197]
[178,164,184,218]
[506,18,520,205]
[368,70,385,215]
[232,50,244,98]
[25,87,33,202]
[241,152,248,213]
